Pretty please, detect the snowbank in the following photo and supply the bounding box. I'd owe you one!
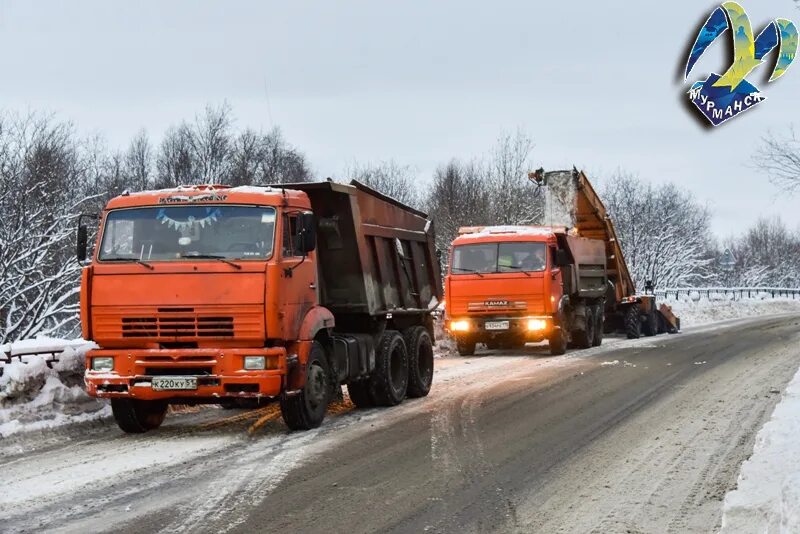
[664,295,800,328]
[720,361,800,533]
[0,338,109,438]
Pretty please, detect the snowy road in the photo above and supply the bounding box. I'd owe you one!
[2,315,799,533]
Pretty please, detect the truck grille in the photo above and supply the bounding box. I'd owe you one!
[122,315,234,338]
[93,305,265,343]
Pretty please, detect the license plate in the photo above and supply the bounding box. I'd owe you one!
[151,376,198,391]
[485,320,510,331]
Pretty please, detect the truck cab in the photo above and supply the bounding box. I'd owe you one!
[445,226,562,355]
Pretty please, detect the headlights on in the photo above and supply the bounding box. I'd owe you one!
[527,319,548,331]
[449,320,471,332]
[91,356,114,371]
[243,356,266,370]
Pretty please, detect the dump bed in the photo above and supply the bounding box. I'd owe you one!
[286,180,442,319]
[570,171,637,301]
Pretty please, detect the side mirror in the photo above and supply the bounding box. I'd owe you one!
[299,212,316,253]
[555,249,570,267]
[76,213,99,265]
[76,225,88,263]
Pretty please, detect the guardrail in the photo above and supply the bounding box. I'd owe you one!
[654,287,800,300]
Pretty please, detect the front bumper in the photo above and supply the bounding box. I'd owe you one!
[445,315,554,341]
[85,347,288,401]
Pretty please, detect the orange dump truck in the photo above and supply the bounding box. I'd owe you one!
[77,181,442,432]
[443,169,679,356]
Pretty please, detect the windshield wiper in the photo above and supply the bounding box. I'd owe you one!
[452,267,484,277]
[101,257,154,270]
[500,265,532,276]
[179,253,242,270]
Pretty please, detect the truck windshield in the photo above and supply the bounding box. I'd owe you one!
[452,242,547,274]
[99,205,276,261]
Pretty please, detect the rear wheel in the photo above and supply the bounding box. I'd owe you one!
[485,340,500,350]
[111,399,168,434]
[625,303,641,339]
[404,327,434,398]
[371,330,409,406]
[456,337,476,356]
[573,307,595,349]
[592,305,604,347]
[280,341,332,430]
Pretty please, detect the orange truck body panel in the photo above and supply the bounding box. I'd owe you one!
[444,226,563,342]
[82,181,441,403]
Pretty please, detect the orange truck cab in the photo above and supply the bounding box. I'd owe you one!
[78,181,441,433]
[444,225,607,356]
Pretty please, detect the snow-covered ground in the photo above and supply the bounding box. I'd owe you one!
[721,360,800,533]
[0,338,109,437]
[663,294,800,328]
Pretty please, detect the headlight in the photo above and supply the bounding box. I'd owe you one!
[244,356,266,370]
[449,320,470,332]
[527,319,547,331]
[91,357,114,371]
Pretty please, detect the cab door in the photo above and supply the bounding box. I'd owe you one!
[279,212,317,339]
[548,245,564,315]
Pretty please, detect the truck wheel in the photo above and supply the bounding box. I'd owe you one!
[371,330,409,406]
[573,307,595,349]
[346,380,375,408]
[643,310,658,337]
[404,327,434,398]
[456,338,476,356]
[592,305,604,347]
[548,327,567,355]
[280,341,332,430]
[111,399,168,434]
[625,304,641,339]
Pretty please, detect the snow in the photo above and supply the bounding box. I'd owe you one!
[720,358,800,533]
[457,225,557,240]
[663,294,800,327]
[0,338,108,438]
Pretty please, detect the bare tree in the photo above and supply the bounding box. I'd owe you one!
[602,171,715,289]
[189,103,233,184]
[0,112,96,342]
[753,127,800,193]
[347,160,420,207]
[124,129,154,191]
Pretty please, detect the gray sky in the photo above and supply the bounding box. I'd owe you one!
[0,0,798,237]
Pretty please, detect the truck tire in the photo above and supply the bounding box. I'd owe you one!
[643,310,658,337]
[111,399,168,433]
[371,330,409,406]
[548,327,567,355]
[280,341,332,430]
[573,307,595,349]
[625,303,641,339]
[346,380,375,408]
[592,305,604,347]
[456,338,476,356]
[404,327,434,398]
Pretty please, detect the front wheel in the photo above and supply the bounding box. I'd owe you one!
[280,341,332,430]
[456,338,476,356]
[111,399,168,434]
[625,304,641,339]
[548,327,567,355]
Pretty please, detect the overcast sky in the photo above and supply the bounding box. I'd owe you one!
[0,0,798,237]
